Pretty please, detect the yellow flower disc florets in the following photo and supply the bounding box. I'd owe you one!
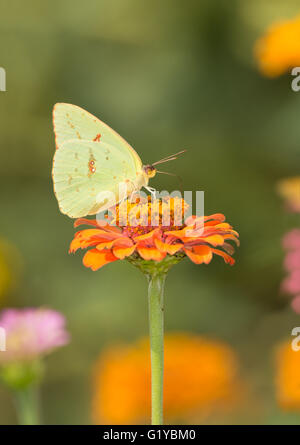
[111,196,189,237]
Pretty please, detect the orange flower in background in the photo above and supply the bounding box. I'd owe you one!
[275,341,300,410]
[70,196,239,271]
[255,15,300,77]
[92,333,240,424]
[277,177,300,213]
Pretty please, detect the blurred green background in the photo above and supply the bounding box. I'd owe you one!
[0,0,300,424]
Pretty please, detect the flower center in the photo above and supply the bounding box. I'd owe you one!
[111,196,188,237]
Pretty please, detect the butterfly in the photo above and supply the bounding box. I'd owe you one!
[52,103,185,218]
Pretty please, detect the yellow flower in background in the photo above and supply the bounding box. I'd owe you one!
[92,333,240,424]
[255,15,300,77]
[277,177,300,213]
[275,341,300,410]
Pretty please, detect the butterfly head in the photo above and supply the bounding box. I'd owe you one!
[143,165,157,179]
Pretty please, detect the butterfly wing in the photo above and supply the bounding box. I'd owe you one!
[53,103,143,171]
[52,139,144,218]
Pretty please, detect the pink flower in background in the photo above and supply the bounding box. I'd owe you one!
[284,250,300,271]
[291,295,300,315]
[277,179,300,314]
[282,229,300,250]
[281,229,300,313]
[0,308,70,362]
[282,270,300,295]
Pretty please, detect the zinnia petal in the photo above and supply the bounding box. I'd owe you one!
[137,245,167,261]
[69,236,103,253]
[185,213,225,226]
[74,218,101,228]
[83,249,118,271]
[95,237,133,251]
[211,248,235,265]
[197,234,225,246]
[222,243,235,255]
[184,246,213,264]
[223,234,240,246]
[154,237,183,255]
[133,229,159,242]
[74,218,122,233]
[113,245,136,259]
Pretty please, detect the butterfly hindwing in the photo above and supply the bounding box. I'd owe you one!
[52,139,139,218]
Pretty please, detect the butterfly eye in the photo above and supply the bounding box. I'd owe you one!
[143,165,156,178]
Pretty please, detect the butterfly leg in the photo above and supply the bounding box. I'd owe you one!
[129,190,137,203]
[145,186,157,199]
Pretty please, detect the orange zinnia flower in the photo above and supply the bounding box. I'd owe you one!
[69,196,239,271]
[255,15,300,77]
[92,333,240,424]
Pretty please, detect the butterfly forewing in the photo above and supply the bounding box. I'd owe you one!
[52,103,148,218]
[53,103,142,171]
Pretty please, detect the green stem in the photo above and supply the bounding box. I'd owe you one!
[14,385,41,425]
[147,272,166,425]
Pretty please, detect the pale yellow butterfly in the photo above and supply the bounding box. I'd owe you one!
[52,103,185,218]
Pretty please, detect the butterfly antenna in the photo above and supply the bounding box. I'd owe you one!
[152,149,187,166]
[156,170,183,189]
